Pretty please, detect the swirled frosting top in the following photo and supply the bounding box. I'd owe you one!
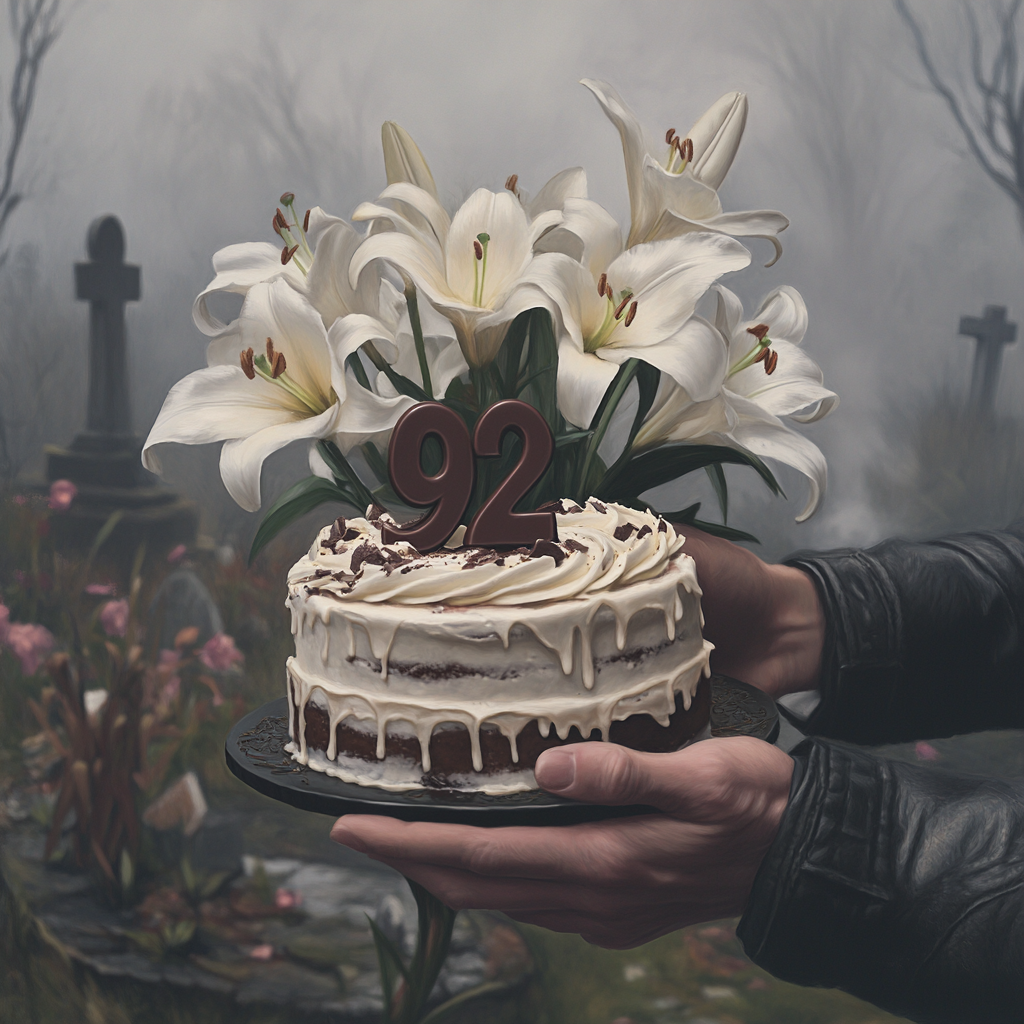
[287,499,689,607]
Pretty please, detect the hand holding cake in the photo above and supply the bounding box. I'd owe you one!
[330,734,793,948]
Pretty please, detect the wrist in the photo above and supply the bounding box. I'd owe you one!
[763,564,825,697]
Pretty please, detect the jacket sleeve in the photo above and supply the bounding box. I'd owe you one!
[786,521,1024,744]
[736,739,1024,1024]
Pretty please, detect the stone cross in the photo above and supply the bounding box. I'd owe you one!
[74,215,141,442]
[958,305,1017,414]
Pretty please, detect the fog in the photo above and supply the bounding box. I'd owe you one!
[2,0,1022,559]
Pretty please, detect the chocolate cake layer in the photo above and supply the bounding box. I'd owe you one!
[296,675,711,785]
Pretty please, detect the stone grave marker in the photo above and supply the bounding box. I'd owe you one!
[45,215,196,556]
[959,304,1017,415]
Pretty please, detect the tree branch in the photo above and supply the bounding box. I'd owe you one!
[895,0,1022,208]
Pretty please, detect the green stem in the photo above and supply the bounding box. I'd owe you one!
[405,284,433,399]
[316,439,376,511]
[576,358,640,499]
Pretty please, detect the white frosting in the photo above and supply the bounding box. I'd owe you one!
[284,499,711,793]
[287,499,685,606]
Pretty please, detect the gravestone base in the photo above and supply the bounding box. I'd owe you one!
[44,440,197,558]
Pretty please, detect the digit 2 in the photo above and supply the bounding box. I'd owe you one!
[464,400,556,548]
[381,403,474,552]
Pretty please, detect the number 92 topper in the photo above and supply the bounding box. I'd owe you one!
[380,399,557,552]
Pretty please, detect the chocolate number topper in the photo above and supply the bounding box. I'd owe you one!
[381,399,556,552]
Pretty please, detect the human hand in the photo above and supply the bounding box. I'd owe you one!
[331,736,793,949]
[680,527,824,698]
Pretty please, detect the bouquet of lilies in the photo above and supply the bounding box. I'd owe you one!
[144,81,837,559]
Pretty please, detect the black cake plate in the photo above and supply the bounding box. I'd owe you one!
[225,675,778,827]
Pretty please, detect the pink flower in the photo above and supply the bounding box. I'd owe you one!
[0,603,10,643]
[12,494,26,506]
[249,944,274,961]
[4,622,55,675]
[274,888,302,909]
[99,599,129,638]
[199,632,244,672]
[167,544,188,564]
[85,582,117,596]
[915,741,940,762]
[48,479,78,511]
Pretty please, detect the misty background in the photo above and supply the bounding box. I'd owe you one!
[1,0,1021,561]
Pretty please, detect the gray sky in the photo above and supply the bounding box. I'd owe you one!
[4,0,1022,552]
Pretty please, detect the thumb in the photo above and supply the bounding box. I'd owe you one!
[535,741,694,813]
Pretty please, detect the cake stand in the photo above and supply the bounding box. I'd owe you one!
[225,675,778,826]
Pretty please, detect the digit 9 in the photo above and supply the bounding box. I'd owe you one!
[380,403,474,551]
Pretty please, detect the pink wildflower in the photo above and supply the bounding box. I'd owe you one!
[0,602,10,643]
[48,479,78,511]
[100,599,130,638]
[915,741,940,762]
[12,494,26,506]
[85,582,117,596]
[249,944,274,961]
[167,543,187,564]
[4,622,55,675]
[274,888,302,910]
[199,632,244,672]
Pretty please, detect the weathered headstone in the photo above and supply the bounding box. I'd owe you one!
[45,215,196,556]
[150,569,224,651]
[959,305,1017,414]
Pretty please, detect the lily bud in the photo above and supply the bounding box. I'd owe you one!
[381,121,438,199]
[685,91,747,191]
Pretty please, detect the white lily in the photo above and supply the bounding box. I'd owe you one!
[632,286,836,521]
[535,197,750,428]
[192,201,385,338]
[144,280,413,512]
[581,79,789,264]
[349,185,562,368]
[713,285,838,424]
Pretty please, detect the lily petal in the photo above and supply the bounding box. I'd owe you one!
[556,341,620,428]
[731,340,837,421]
[305,219,378,328]
[686,91,747,191]
[524,166,588,219]
[657,206,791,267]
[238,281,333,408]
[601,315,728,402]
[751,284,808,344]
[220,403,339,512]
[192,243,302,336]
[727,393,827,521]
[381,121,438,199]
[581,78,656,243]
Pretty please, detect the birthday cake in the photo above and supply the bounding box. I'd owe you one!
[284,499,712,794]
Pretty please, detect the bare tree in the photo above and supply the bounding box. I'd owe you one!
[895,0,1024,233]
[0,0,61,478]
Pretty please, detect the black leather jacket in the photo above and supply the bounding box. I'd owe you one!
[736,523,1024,1023]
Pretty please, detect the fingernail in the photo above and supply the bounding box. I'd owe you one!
[330,823,367,852]
[536,749,576,792]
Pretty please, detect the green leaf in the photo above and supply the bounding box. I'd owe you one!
[577,358,641,499]
[598,444,782,503]
[405,284,433,398]
[316,440,376,509]
[404,878,457,1016]
[367,914,410,1024]
[418,981,518,1024]
[657,502,702,521]
[379,361,430,403]
[498,309,530,397]
[554,429,592,448]
[248,476,356,564]
[705,463,728,523]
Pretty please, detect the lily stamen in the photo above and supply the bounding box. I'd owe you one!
[753,347,769,364]
[747,323,770,341]
[471,232,491,306]
[281,244,299,265]
[597,273,608,297]
[729,323,776,376]
[613,292,633,319]
[505,174,519,196]
[624,300,638,327]
[765,350,778,375]
[240,348,256,379]
[303,209,311,232]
